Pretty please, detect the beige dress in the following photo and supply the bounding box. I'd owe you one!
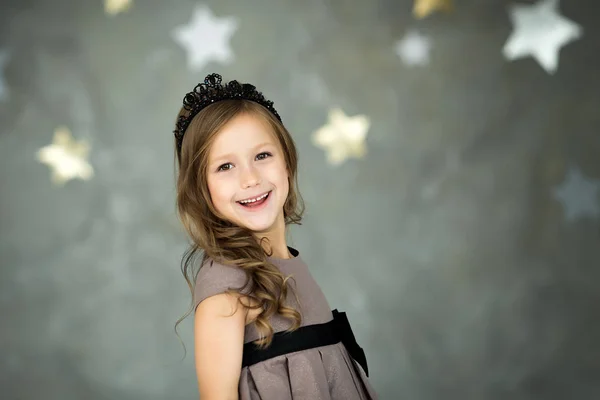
[193,246,378,400]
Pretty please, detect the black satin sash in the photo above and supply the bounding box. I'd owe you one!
[241,309,369,377]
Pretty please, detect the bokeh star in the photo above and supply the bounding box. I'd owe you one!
[553,166,600,222]
[172,5,238,71]
[395,30,432,67]
[36,126,94,186]
[104,0,133,16]
[311,108,370,166]
[503,0,582,74]
[413,0,453,19]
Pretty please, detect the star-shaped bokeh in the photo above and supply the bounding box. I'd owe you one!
[104,0,133,16]
[413,0,453,19]
[395,30,432,67]
[36,126,94,186]
[503,0,582,74]
[311,108,370,166]
[171,5,238,71]
[553,166,600,222]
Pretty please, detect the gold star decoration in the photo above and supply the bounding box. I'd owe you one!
[413,0,453,19]
[104,0,133,16]
[311,108,370,166]
[37,126,94,186]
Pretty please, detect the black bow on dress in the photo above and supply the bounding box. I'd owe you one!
[332,309,369,377]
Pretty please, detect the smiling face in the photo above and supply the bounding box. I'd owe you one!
[206,113,289,237]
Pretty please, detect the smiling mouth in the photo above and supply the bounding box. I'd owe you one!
[236,191,271,208]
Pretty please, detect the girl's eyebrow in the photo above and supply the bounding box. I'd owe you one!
[210,142,274,164]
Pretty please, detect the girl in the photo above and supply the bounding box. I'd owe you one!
[173,73,377,400]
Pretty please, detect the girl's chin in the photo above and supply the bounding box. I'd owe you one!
[234,213,282,233]
[237,218,275,233]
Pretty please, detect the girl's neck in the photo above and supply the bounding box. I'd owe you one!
[269,245,293,260]
[257,238,292,260]
[253,215,291,259]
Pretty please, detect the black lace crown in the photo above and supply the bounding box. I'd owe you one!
[173,73,282,150]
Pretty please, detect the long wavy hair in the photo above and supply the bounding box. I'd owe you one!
[173,99,305,358]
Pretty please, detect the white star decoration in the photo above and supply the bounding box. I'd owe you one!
[172,5,238,71]
[503,0,582,74]
[553,166,600,222]
[0,50,9,101]
[104,0,132,16]
[37,127,94,186]
[395,30,432,67]
[311,108,370,166]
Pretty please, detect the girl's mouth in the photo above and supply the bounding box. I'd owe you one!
[236,191,271,211]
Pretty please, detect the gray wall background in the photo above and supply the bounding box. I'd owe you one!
[1,0,599,399]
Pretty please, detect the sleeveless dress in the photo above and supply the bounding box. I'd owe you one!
[193,246,378,400]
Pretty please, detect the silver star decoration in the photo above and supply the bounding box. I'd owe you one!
[503,0,583,74]
[37,126,94,186]
[395,30,432,67]
[553,166,600,222]
[0,50,9,101]
[311,108,370,166]
[171,5,238,71]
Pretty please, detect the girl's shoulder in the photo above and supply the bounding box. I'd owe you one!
[193,257,251,309]
[197,257,245,279]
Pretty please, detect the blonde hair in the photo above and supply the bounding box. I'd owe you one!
[173,99,305,357]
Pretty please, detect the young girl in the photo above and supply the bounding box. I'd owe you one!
[173,73,377,400]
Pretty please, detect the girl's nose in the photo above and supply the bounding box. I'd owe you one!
[241,166,261,189]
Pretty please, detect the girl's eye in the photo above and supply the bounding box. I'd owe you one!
[217,163,233,172]
[216,152,272,172]
[256,152,272,160]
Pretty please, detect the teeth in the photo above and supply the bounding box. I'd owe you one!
[239,192,269,204]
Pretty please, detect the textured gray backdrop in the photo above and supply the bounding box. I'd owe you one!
[1,0,599,399]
